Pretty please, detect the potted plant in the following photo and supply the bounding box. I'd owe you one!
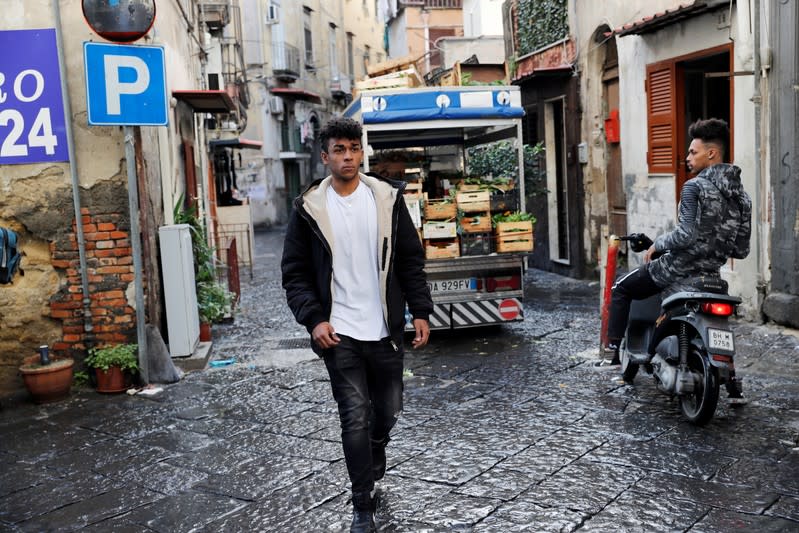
[19,346,74,404]
[85,343,138,393]
[197,281,234,341]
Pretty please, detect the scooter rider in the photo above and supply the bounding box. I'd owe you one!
[606,118,752,398]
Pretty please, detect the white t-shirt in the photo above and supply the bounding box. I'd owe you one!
[326,182,389,341]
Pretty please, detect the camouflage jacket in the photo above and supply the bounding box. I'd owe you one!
[647,164,752,288]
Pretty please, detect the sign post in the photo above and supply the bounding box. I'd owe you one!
[83,42,169,384]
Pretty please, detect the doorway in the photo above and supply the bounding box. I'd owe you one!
[544,97,569,264]
[677,48,732,192]
[602,37,626,237]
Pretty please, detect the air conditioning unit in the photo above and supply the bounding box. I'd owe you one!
[330,76,352,98]
[269,95,284,114]
[265,4,279,24]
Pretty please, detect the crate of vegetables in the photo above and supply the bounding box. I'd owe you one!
[493,212,535,253]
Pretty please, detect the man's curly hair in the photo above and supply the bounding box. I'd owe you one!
[688,118,729,161]
[320,117,362,153]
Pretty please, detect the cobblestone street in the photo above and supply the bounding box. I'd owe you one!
[2,228,799,532]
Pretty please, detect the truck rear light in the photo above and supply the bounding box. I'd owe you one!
[485,275,521,292]
[700,302,734,316]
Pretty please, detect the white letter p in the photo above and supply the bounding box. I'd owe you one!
[104,55,149,115]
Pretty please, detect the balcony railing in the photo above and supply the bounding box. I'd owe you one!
[272,42,301,81]
[401,0,462,8]
[280,122,310,153]
[197,0,231,30]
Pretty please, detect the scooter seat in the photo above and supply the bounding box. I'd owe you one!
[662,291,742,309]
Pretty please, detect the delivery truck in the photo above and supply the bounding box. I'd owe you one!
[344,85,531,329]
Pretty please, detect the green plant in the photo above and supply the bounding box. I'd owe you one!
[73,370,89,387]
[86,344,138,372]
[173,195,215,283]
[197,281,235,324]
[467,141,547,200]
[517,0,568,56]
[492,211,537,227]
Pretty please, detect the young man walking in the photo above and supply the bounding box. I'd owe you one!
[281,117,432,532]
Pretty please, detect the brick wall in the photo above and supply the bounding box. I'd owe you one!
[47,208,137,358]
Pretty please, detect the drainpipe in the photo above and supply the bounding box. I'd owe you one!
[752,0,764,292]
[422,10,430,75]
[52,0,93,342]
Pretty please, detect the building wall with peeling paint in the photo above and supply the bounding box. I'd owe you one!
[0,0,209,396]
[572,0,769,321]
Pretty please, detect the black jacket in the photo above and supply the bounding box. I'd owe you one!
[281,173,432,356]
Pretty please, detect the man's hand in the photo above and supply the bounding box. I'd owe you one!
[643,245,657,263]
[411,318,430,349]
[312,321,341,349]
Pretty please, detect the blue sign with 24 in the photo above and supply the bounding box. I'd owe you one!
[0,29,69,165]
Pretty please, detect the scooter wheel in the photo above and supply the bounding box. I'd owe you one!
[679,346,719,425]
[620,340,639,383]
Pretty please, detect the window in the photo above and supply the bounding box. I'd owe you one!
[346,33,355,81]
[303,7,314,67]
[646,44,733,195]
[329,23,338,77]
[428,28,455,70]
[363,45,371,79]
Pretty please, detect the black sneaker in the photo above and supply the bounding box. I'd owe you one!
[350,491,376,533]
[605,343,620,366]
[727,379,747,407]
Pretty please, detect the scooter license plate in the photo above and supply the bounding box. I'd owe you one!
[708,328,734,351]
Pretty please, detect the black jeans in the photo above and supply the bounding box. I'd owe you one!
[323,335,404,494]
[607,266,662,344]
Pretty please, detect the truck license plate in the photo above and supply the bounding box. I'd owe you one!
[428,278,477,294]
[708,328,734,351]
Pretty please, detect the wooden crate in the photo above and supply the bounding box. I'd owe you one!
[456,190,490,213]
[425,239,460,260]
[459,212,492,233]
[367,54,417,77]
[423,221,457,239]
[495,221,534,253]
[424,200,457,220]
[457,183,484,192]
[403,182,423,198]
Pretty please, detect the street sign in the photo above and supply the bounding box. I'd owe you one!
[84,42,168,126]
[0,29,69,165]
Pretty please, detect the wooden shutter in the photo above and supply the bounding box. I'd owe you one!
[646,60,677,174]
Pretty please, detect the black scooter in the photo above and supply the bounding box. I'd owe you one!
[618,234,743,425]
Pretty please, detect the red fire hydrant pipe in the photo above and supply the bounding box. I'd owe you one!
[600,235,621,354]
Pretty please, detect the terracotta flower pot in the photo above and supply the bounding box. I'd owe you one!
[199,322,212,342]
[19,355,74,404]
[94,366,131,393]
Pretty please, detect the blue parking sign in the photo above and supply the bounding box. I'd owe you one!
[0,29,69,165]
[84,42,168,126]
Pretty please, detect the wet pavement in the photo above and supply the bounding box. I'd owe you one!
[2,227,799,532]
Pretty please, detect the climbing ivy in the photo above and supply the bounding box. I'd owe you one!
[517,0,568,56]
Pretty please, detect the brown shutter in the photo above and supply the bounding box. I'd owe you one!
[646,60,677,174]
